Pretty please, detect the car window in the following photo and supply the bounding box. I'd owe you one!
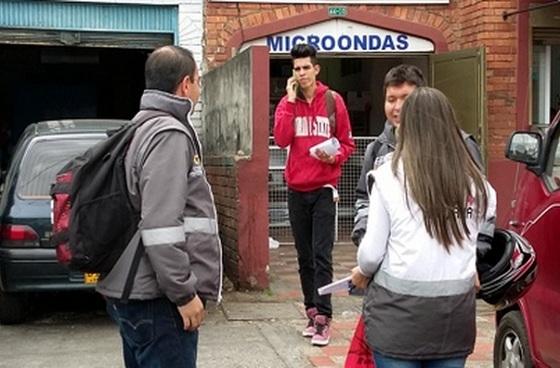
[545,128,560,191]
[16,136,103,199]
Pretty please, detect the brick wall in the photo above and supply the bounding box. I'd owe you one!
[205,161,240,285]
[455,1,518,158]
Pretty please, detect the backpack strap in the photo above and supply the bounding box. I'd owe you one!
[120,110,168,303]
[364,138,384,197]
[460,130,483,169]
[121,236,144,302]
[133,109,169,128]
[120,110,198,303]
[325,90,336,135]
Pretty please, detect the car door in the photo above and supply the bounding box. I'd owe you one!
[517,122,560,366]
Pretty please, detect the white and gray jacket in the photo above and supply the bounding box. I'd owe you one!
[357,161,496,359]
[352,122,489,246]
[96,90,222,305]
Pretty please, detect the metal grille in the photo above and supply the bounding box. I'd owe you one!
[268,136,376,243]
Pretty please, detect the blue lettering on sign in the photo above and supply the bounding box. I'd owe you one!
[322,35,335,50]
[307,35,320,50]
[267,36,282,51]
[369,35,381,50]
[265,33,413,52]
[338,35,351,50]
[292,35,305,46]
[354,35,367,51]
[382,35,395,50]
[397,34,409,50]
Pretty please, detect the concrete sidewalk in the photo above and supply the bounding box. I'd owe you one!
[197,242,495,368]
[0,243,495,368]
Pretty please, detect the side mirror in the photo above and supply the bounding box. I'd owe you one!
[505,132,542,166]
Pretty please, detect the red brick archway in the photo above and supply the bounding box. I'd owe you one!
[225,7,449,57]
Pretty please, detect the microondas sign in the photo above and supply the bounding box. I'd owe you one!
[240,19,434,54]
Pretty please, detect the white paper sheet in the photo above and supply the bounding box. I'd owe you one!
[309,138,340,160]
[317,275,352,296]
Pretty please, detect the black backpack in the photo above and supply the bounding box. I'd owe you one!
[50,111,163,277]
[325,89,337,134]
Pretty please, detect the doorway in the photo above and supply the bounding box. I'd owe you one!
[0,45,149,171]
[268,55,429,242]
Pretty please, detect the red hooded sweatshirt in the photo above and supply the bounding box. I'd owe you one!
[274,82,355,192]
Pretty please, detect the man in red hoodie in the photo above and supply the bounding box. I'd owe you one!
[274,43,355,346]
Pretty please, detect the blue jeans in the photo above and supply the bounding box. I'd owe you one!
[374,352,466,368]
[106,297,198,368]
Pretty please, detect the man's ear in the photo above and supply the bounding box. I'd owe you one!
[174,75,190,97]
[314,64,321,76]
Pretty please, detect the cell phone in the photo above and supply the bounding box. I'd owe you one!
[292,71,299,91]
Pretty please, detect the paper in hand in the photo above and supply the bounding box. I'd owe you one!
[309,138,340,160]
[318,275,352,296]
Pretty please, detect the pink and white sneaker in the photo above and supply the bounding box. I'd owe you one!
[302,307,318,337]
[311,315,331,346]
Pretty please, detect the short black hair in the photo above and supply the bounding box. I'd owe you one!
[383,64,426,95]
[290,43,318,65]
[145,46,196,93]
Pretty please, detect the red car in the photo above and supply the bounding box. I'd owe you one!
[494,112,560,367]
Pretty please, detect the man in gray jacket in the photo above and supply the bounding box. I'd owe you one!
[97,46,222,368]
[352,65,484,246]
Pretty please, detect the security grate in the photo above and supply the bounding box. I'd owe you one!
[268,136,376,244]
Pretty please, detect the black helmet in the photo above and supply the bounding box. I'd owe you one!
[477,228,537,310]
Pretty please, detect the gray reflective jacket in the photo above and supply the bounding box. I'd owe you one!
[96,90,222,305]
[352,122,396,245]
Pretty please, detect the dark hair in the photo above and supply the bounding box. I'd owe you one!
[392,87,488,250]
[290,43,318,65]
[383,64,426,95]
[145,46,197,93]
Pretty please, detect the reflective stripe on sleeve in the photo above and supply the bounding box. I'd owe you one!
[183,217,217,235]
[141,225,185,246]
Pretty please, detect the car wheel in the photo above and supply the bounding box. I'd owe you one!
[494,311,533,368]
[0,291,28,325]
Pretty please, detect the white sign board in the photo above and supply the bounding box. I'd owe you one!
[240,19,434,54]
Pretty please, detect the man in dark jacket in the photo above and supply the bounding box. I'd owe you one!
[97,46,222,368]
[352,65,485,246]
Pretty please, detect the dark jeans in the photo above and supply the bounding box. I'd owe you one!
[106,297,198,368]
[374,352,467,368]
[288,187,336,317]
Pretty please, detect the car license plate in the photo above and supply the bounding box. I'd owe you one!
[84,273,100,284]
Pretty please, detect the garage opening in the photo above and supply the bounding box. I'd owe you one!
[0,45,150,170]
[268,56,428,243]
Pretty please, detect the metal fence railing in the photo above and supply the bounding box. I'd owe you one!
[268,136,376,243]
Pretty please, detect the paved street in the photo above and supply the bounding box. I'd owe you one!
[0,243,495,367]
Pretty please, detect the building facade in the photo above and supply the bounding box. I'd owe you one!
[204,0,560,226]
[1,0,558,289]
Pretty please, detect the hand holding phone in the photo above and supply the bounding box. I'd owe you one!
[286,71,298,101]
